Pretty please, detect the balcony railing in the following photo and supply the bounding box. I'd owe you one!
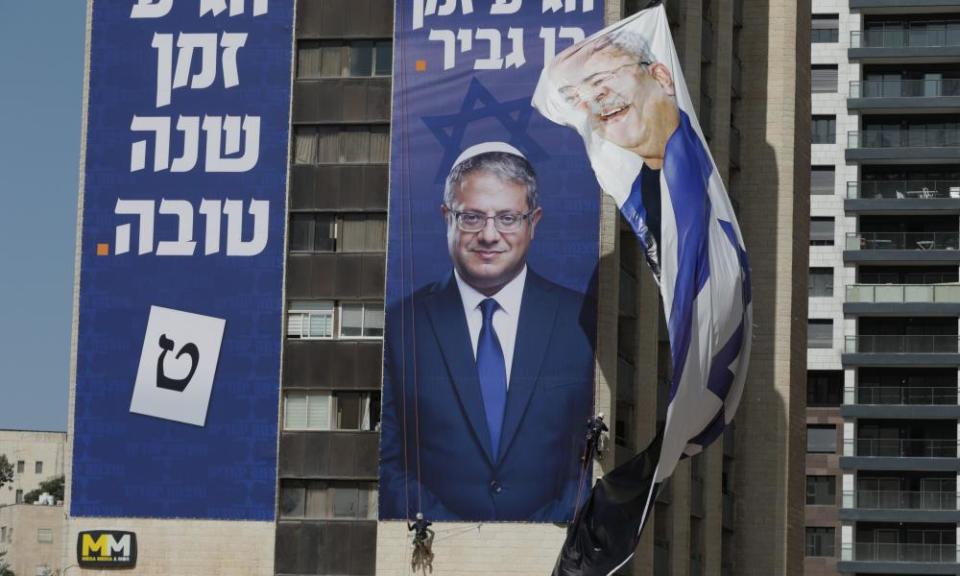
[844,335,960,353]
[847,489,958,510]
[848,129,960,149]
[851,25,960,49]
[847,385,959,405]
[847,180,960,199]
[845,231,960,250]
[853,542,957,563]
[851,438,958,457]
[850,78,960,98]
[846,283,960,303]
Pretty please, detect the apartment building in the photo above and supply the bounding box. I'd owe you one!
[66,0,809,573]
[806,0,960,574]
[279,0,807,574]
[0,430,65,507]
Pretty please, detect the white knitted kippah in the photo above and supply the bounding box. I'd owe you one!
[452,141,526,168]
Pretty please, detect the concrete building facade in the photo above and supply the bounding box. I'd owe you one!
[0,430,66,508]
[805,0,960,574]
[0,504,65,576]
[65,0,810,574]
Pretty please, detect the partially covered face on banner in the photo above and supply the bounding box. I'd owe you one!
[378,0,605,524]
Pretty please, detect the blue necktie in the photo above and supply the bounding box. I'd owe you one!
[477,298,507,458]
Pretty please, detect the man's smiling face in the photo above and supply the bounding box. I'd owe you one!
[554,43,676,160]
[443,170,540,295]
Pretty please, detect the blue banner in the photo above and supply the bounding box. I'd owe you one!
[71,0,293,520]
[379,0,604,522]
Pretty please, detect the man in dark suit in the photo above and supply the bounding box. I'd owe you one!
[379,142,596,522]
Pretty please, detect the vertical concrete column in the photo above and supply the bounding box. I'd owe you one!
[669,459,692,576]
[731,0,810,573]
[595,196,621,482]
[678,0,703,101]
[842,473,854,509]
[840,522,853,561]
[843,368,856,405]
[843,421,855,457]
[707,0,734,182]
[631,241,661,576]
[702,443,724,576]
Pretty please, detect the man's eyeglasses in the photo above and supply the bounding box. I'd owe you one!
[558,61,650,106]
[450,210,535,233]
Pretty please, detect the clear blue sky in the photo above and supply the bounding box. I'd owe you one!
[0,2,87,431]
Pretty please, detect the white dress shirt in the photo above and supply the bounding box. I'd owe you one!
[454,266,527,386]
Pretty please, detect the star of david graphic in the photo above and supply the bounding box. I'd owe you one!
[422,77,548,183]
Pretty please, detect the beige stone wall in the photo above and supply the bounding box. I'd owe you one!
[376,522,567,576]
[65,517,275,576]
[732,0,810,574]
[0,504,65,576]
[0,430,66,507]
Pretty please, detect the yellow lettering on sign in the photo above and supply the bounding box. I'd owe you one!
[82,534,109,557]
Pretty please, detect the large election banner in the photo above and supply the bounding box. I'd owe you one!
[378,0,604,522]
[71,0,293,520]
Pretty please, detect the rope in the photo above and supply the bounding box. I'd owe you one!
[393,7,424,517]
[394,2,412,525]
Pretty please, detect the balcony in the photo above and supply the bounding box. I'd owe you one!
[844,283,960,315]
[845,231,959,250]
[847,386,958,405]
[846,179,960,201]
[847,283,960,303]
[848,489,957,510]
[850,24,960,62]
[847,125,960,165]
[852,437,958,457]
[843,232,960,265]
[849,79,960,112]
[851,542,956,563]
[844,335,959,353]
[851,0,960,12]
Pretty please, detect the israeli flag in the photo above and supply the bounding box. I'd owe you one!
[533,4,752,574]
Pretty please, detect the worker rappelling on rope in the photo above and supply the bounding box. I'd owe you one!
[583,413,609,462]
[408,512,435,573]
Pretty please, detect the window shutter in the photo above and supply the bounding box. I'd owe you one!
[811,66,838,93]
[307,393,331,430]
[285,393,307,429]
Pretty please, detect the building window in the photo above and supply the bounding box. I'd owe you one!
[279,480,378,519]
[806,476,836,505]
[811,14,839,43]
[34,461,42,475]
[287,301,335,339]
[806,425,837,453]
[37,528,53,544]
[809,217,834,246]
[811,64,839,93]
[293,125,390,165]
[807,370,842,407]
[289,213,386,253]
[811,115,836,144]
[296,40,392,78]
[15,490,23,504]
[807,320,833,348]
[283,391,381,431]
[287,301,385,340]
[284,391,331,430]
[16,460,24,474]
[340,302,385,339]
[335,391,381,430]
[289,213,336,252]
[809,268,834,297]
[805,527,835,557]
[811,166,835,195]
